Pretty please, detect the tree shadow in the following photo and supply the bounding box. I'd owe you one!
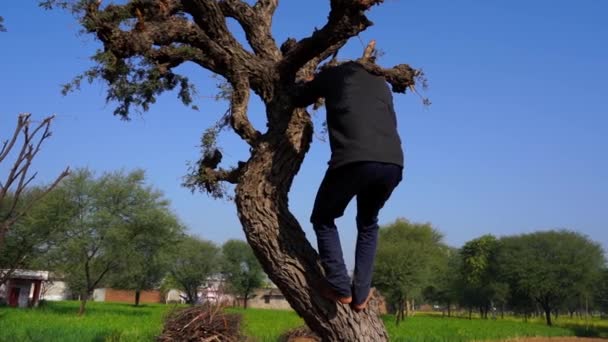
[563,323,608,338]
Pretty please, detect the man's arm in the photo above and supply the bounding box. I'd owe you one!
[291,69,329,107]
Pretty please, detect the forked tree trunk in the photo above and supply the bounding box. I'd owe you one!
[235,107,388,341]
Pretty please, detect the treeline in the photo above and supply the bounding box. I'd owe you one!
[373,219,608,325]
[0,168,264,314]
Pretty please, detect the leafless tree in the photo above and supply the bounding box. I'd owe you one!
[0,113,69,260]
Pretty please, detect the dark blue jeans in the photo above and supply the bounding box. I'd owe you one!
[310,161,402,305]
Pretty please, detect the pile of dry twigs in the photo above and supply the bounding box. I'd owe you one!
[157,303,243,342]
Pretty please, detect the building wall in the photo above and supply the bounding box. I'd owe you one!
[165,289,185,303]
[93,288,106,302]
[241,289,293,310]
[42,281,70,301]
[94,288,162,304]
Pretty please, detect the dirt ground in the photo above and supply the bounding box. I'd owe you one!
[289,338,606,342]
[494,338,606,342]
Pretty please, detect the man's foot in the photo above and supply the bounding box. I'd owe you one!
[316,280,352,304]
[351,288,374,312]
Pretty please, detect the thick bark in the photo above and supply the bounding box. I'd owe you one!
[235,106,388,341]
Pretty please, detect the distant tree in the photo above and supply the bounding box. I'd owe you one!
[497,230,605,326]
[374,219,445,324]
[167,235,219,305]
[221,239,264,309]
[43,168,166,315]
[106,194,184,306]
[424,246,461,317]
[460,235,508,319]
[0,114,69,281]
[593,268,608,314]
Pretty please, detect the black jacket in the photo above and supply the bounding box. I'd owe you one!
[295,61,404,169]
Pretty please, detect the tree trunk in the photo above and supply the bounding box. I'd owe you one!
[135,290,141,306]
[544,307,552,326]
[396,300,405,325]
[235,108,388,341]
[447,301,451,317]
[78,298,87,316]
[244,296,248,309]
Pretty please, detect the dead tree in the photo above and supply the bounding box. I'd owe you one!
[44,1,423,340]
[0,113,70,283]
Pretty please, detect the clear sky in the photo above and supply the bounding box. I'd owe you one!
[1,1,607,270]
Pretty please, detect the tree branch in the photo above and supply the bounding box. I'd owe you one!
[228,74,261,146]
[183,148,246,199]
[0,114,70,247]
[279,0,384,80]
[218,0,280,60]
[181,0,259,70]
[85,3,230,77]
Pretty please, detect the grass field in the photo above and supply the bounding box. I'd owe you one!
[1,301,606,341]
[0,301,176,342]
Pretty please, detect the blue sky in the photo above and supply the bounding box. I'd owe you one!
[1,1,607,269]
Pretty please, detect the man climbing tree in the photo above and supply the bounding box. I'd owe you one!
[43,1,422,340]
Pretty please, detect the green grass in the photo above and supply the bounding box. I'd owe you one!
[0,301,179,342]
[1,302,607,341]
[228,307,303,341]
[383,314,574,342]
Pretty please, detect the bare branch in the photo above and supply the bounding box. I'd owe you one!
[361,39,377,61]
[0,114,70,248]
[0,114,29,164]
[4,167,70,230]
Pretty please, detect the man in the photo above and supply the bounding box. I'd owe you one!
[294,61,404,312]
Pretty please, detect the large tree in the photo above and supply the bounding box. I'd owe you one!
[44,168,171,315]
[43,1,422,339]
[497,230,605,326]
[221,239,264,309]
[106,193,184,306]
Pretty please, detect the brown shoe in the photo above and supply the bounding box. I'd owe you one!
[351,288,374,312]
[316,280,352,304]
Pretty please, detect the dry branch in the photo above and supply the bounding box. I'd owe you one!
[0,113,69,249]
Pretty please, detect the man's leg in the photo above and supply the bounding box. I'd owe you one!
[311,165,361,299]
[352,163,402,309]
